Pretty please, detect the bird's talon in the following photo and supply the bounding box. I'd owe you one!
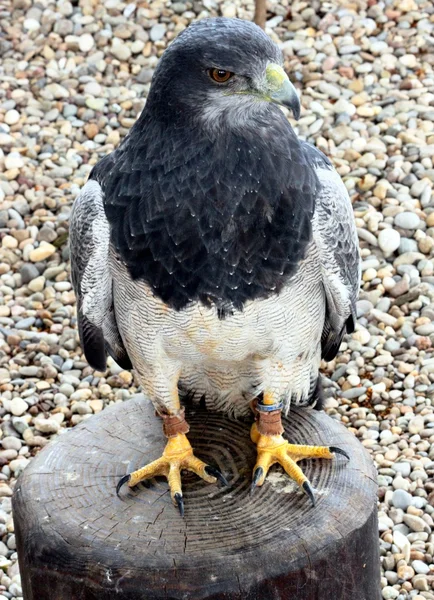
[252,419,349,506]
[119,434,224,514]
[116,474,131,498]
[174,492,184,517]
[204,465,229,487]
[329,446,350,460]
[250,466,264,495]
[302,480,316,506]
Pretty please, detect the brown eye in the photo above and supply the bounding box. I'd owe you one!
[209,68,233,83]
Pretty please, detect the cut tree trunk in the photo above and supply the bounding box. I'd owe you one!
[254,0,267,29]
[13,394,380,600]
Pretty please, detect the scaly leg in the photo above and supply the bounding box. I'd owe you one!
[116,408,227,516]
[250,393,349,505]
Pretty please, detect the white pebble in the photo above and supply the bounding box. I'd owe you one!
[4,152,24,170]
[378,229,400,256]
[23,18,40,31]
[10,398,28,417]
[79,33,95,53]
[4,110,20,125]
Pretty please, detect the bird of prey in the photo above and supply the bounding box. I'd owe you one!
[70,17,360,515]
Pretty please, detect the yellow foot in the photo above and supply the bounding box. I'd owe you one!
[250,423,349,505]
[116,433,228,516]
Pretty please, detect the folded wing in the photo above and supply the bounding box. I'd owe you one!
[69,180,132,372]
[307,145,360,361]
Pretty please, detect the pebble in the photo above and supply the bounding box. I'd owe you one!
[408,416,424,434]
[20,264,40,284]
[412,560,430,575]
[403,515,428,533]
[412,575,429,592]
[28,276,45,293]
[110,40,131,61]
[395,212,421,230]
[33,418,60,435]
[392,490,413,511]
[4,152,24,170]
[23,18,40,31]
[9,398,28,417]
[29,243,56,262]
[378,229,401,256]
[79,34,94,53]
[4,110,20,125]
[393,530,411,562]
[150,24,167,42]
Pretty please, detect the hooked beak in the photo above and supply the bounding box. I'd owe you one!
[265,63,301,120]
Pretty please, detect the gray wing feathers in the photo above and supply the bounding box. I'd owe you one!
[70,180,131,371]
[314,167,360,361]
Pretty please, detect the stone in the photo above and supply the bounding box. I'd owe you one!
[9,398,28,417]
[85,97,106,111]
[4,152,24,170]
[393,530,411,562]
[413,575,429,591]
[84,82,102,96]
[392,489,413,511]
[23,18,40,31]
[221,3,236,17]
[84,123,99,139]
[382,587,399,599]
[34,417,60,434]
[409,416,424,434]
[46,83,69,99]
[110,40,132,61]
[150,23,166,42]
[412,560,430,575]
[352,327,370,345]
[29,243,56,262]
[399,54,417,68]
[397,565,414,580]
[79,33,94,53]
[1,437,22,451]
[2,235,18,249]
[394,212,421,229]
[4,110,20,125]
[89,399,103,413]
[28,276,45,293]
[403,514,428,533]
[20,263,40,284]
[38,225,57,243]
[378,229,401,256]
[0,485,13,498]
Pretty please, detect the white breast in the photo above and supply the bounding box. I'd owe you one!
[112,243,325,417]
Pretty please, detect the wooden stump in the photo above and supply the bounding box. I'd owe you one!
[13,395,380,600]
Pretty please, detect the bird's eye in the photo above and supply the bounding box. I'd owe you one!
[209,68,233,83]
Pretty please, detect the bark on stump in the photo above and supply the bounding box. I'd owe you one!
[13,394,380,600]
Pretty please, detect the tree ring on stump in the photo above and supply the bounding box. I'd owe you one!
[13,394,380,600]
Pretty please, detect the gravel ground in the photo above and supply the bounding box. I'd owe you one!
[0,0,433,598]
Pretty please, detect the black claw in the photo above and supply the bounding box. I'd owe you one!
[204,465,229,487]
[116,474,131,498]
[329,446,350,460]
[174,492,184,517]
[250,467,264,495]
[302,481,316,507]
